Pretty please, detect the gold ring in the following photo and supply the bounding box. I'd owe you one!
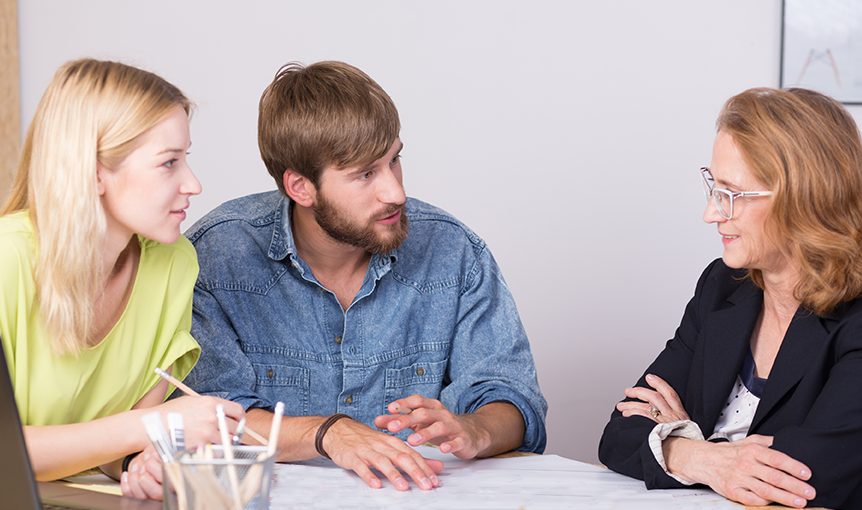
[649,406,661,419]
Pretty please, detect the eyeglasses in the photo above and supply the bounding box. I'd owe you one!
[701,167,772,220]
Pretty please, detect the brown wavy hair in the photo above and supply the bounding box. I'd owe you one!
[258,61,400,193]
[717,88,862,315]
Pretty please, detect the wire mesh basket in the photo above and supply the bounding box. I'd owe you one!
[163,445,274,510]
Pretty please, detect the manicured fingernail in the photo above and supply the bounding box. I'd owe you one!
[431,475,440,486]
[121,472,127,483]
[646,374,654,380]
[408,433,421,443]
[794,498,805,507]
[420,477,431,490]
[805,488,814,497]
[395,477,408,490]
[371,479,382,489]
[801,468,810,478]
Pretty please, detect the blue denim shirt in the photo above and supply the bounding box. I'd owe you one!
[184,191,547,452]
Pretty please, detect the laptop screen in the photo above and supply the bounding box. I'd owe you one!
[0,342,47,509]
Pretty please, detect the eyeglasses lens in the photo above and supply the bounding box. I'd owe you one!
[713,191,731,219]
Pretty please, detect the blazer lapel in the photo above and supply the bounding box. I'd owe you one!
[700,281,762,433]
[749,310,829,431]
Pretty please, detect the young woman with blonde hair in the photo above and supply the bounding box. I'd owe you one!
[0,59,243,496]
[600,87,862,509]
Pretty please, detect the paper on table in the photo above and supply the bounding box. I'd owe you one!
[268,445,742,509]
[60,471,123,496]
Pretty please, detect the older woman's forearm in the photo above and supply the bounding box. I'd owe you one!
[663,436,706,484]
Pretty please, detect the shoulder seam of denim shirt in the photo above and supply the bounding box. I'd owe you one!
[403,199,486,250]
[185,191,284,243]
[397,198,488,296]
[194,270,288,294]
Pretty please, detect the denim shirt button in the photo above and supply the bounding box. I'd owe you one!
[335,335,343,344]
[266,368,274,379]
[415,367,425,376]
[344,394,353,404]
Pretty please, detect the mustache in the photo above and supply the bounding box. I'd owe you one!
[374,204,403,220]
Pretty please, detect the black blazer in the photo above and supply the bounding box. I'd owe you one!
[598,259,862,509]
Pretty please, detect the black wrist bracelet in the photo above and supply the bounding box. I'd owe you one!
[121,451,141,472]
[314,413,351,460]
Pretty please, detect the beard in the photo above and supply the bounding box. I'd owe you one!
[313,193,409,254]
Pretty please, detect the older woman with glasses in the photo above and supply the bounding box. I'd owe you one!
[599,87,862,509]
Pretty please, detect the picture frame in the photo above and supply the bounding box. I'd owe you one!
[780,0,862,105]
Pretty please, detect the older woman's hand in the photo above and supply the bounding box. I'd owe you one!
[616,374,690,423]
[664,435,815,508]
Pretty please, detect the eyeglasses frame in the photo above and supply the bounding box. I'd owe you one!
[700,167,772,220]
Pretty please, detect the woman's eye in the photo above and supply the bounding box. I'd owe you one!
[391,154,401,165]
[361,170,374,180]
[163,158,178,169]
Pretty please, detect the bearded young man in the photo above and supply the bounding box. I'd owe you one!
[184,61,547,491]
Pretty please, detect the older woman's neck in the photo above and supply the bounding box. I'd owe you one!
[761,264,801,319]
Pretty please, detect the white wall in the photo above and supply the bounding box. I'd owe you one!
[18,1,862,463]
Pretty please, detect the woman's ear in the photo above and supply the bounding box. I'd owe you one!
[283,170,316,207]
[95,163,108,196]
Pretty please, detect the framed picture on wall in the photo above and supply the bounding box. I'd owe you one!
[781,0,862,104]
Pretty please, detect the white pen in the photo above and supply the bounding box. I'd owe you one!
[167,412,185,451]
[216,405,243,510]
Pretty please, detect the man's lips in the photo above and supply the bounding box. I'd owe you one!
[377,208,402,224]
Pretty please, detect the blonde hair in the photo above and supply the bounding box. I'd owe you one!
[717,88,862,315]
[1,59,190,354]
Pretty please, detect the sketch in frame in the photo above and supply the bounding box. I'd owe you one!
[781,0,862,105]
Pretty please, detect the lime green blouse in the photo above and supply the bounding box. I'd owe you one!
[0,211,201,425]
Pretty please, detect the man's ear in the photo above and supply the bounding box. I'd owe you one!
[283,169,316,207]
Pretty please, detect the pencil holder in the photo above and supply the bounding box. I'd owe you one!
[162,445,274,510]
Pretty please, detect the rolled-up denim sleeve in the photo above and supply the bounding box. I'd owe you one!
[439,243,548,453]
[185,285,273,412]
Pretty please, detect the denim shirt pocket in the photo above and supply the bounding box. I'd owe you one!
[383,358,448,410]
[251,363,310,415]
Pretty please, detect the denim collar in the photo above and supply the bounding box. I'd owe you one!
[265,196,292,261]
[268,196,398,272]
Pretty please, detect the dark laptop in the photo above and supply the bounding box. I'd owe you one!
[0,343,160,510]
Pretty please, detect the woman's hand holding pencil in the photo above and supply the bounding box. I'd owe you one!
[154,368,269,445]
[121,368,249,500]
[154,396,244,448]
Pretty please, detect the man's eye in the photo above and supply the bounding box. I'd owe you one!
[391,154,401,165]
[361,170,374,180]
